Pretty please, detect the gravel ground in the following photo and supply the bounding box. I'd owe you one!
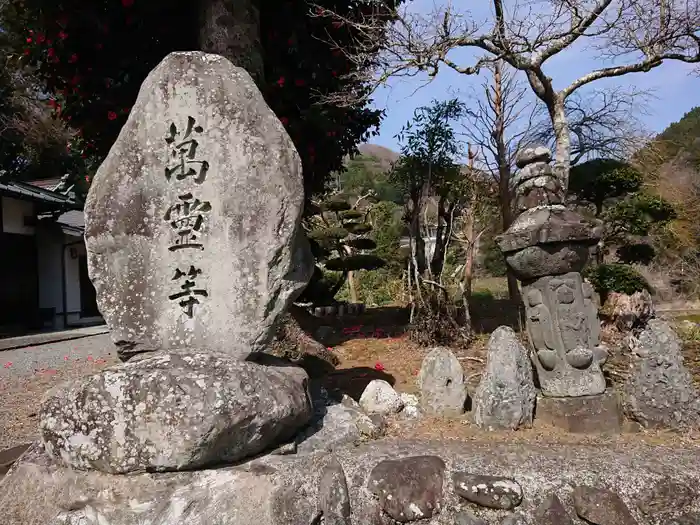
[0,334,119,451]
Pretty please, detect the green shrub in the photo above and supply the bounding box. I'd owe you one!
[585,263,653,298]
[471,289,495,301]
[616,243,656,265]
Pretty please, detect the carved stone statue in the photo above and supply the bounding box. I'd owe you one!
[497,147,607,398]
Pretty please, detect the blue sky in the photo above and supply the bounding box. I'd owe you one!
[369,0,700,152]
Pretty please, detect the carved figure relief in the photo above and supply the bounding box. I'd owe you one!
[582,281,601,348]
[550,277,588,352]
[525,288,558,370]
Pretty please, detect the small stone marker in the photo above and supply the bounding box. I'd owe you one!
[85,51,311,360]
[418,347,467,416]
[473,326,536,431]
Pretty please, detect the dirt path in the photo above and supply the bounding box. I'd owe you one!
[0,334,118,451]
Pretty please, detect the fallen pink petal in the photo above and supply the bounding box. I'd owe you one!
[4,362,12,368]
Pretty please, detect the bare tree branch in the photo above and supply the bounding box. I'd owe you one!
[315,0,700,192]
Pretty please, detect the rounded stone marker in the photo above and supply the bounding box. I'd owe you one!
[453,473,523,510]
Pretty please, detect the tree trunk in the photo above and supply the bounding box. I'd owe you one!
[430,196,450,278]
[492,62,521,304]
[462,241,475,299]
[198,0,264,85]
[525,69,571,192]
[347,271,358,303]
[409,195,427,274]
[549,96,572,191]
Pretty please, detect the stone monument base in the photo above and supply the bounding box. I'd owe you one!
[535,390,623,434]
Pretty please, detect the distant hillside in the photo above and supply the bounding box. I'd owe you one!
[353,144,400,175]
[635,107,700,168]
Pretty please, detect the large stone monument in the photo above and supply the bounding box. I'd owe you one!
[37,51,318,473]
[496,147,620,432]
[84,51,311,361]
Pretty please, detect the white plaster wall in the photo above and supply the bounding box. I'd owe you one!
[2,197,35,235]
[37,228,63,312]
[36,227,86,328]
[64,241,84,316]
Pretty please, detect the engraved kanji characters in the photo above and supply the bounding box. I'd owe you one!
[165,116,209,184]
[163,116,212,318]
[164,192,212,251]
[168,265,208,318]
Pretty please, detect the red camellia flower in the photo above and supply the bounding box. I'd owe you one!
[107,111,117,121]
[68,53,78,63]
[58,31,68,40]
[294,78,305,86]
[374,362,385,372]
[276,76,285,87]
[287,38,294,46]
[48,99,57,108]
[26,37,32,43]
[122,0,134,6]
[38,34,46,43]
[331,70,338,77]
[279,117,289,125]
[47,48,55,57]
[23,49,30,55]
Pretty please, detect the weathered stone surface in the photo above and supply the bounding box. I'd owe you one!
[667,512,700,525]
[4,440,700,525]
[602,290,655,331]
[296,394,383,454]
[572,485,639,525]
[359,380,404,415]
[84,51,311,360]
[638,477,698,520]
[39,351,312,473]
[418,347,467,417]
[535,493,573,525]
[623,319,700,430]
[442,510,488,525]
[496,206,602,265]
[368,456,445,522]
[453,473,523,510]
[509,161,555,190]
[473,327,536,431]
[318,455,351,525]
[399,393,421,419]
[523,272,608,397]
[534,391,622,434]
[0,443,30,477]
[515,146,552,169]
[500,513,531,525]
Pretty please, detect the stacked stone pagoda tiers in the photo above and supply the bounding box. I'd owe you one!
[496,147,609,399]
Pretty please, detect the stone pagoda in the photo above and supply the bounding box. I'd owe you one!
[496,147,620,432]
